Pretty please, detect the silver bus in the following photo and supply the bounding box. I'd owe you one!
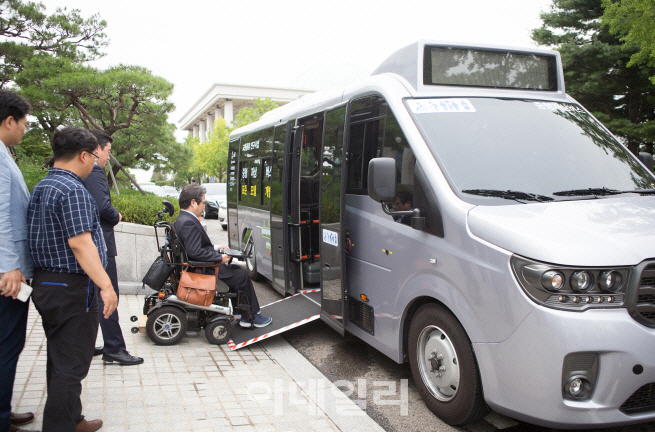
[226,40,655,428]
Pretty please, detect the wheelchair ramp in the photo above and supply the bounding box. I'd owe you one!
[227,290,320,350]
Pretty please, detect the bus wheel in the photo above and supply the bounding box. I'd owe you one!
[245,248,262,281]
[408,303,486,426]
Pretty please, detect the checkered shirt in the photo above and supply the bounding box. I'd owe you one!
[28,168,107,274]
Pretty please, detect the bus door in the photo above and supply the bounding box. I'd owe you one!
[227,138,240,247]
[289,115,324,291]
[319,104,348,335]
[286,123,303,293]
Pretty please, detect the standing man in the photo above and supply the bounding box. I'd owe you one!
[83,129,143,365]
[0,90,36,432]
[28,126,118,432]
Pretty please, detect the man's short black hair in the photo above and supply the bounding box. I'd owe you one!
[179,184,206,209]
[396,190,413,205]
[52,126,99,162]
[0,90,31,125]
[89,129,113,149]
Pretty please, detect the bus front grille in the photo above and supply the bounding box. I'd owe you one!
[620,383,655,415]
[633,263,655,328]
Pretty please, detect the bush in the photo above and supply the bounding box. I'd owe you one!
[111,188,180,225]
[18,161,48,192]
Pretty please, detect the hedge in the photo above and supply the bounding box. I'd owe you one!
[18,161,48,193]
[110,188,180,225]
[18,163,179,226]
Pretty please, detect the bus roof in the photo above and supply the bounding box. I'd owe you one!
[234,40,567,138]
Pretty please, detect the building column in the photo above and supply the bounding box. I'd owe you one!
[199,119,206,143]
[224,99,234,126]
[192,125,199,138]
[206,113,214,137]
[215,106,223,122]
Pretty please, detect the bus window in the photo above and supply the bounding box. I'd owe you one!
[348,96,407,194]
[271,125,286,216]
[382,114,415,192]
[249,159,262,204]
[239,161,248,202]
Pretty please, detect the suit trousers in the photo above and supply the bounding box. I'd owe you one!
[0,294,28,432]
[98,256,125,354]
[218,264,261,316]
[31,269,99,432]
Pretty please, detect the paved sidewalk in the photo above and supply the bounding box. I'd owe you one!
[11,295,384,432]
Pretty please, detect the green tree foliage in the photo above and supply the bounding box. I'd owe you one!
[0,0,107,88]
[15,56,178,172]
[193,118,230,182]
[532,0,655,155]
[602,0,655,83]
[232,97,279,129]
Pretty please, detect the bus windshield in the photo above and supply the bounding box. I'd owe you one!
[407,98,655,203]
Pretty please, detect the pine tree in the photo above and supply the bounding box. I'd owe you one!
[532,0,655,155]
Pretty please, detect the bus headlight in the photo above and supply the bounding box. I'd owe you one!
[598,270,622,292]
[541,270,564,291]
[511,255,630,311]
[570,271,593,292]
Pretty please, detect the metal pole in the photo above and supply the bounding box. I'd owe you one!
[108,153,146,196]
[107,153,120,195]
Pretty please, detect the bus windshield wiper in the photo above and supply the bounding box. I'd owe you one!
[552,187,655,197]
[462,189,554,203]
[552,187,622,197]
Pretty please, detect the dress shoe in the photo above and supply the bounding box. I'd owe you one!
[93,347,103,356]
[75,419,102,432]
[102,350,144,365]
[10,412,34,426]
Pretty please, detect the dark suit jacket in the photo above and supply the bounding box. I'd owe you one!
[174,211,241,280]
[174,210,223,263]
[83,164,120,256]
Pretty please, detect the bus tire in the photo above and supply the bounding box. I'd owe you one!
[245,248,262,281]
[408,303,486,426]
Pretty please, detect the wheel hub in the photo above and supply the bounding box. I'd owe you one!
[417,326,460,402]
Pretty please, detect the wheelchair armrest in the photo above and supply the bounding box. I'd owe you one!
[184,261,219,268]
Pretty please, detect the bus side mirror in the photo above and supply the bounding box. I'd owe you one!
[639,152,653,172]
[368,158,396,203]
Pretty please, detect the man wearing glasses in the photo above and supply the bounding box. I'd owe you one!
[83,129,143,366]
[28,126,118,432]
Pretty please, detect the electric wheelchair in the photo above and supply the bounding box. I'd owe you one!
[138,201,253,346]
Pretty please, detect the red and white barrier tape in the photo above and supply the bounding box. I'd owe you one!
[257,289,320,309]
[227,313,320,350]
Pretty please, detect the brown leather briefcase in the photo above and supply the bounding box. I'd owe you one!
[176,266,218,307]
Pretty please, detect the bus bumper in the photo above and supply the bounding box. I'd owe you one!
[473,307,655,428]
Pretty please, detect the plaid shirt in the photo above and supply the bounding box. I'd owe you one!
[28,168,107,274]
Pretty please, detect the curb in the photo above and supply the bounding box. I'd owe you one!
[262,335,385,432]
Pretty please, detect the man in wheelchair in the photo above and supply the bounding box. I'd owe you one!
[175,184,272,328]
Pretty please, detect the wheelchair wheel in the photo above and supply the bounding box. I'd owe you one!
[205,319,232,345]
[146,306,187,345]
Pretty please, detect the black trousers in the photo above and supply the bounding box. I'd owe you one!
[0,293,28,432]
[218,264,260,315]
[31,269,99,432]
[97,257,125,354]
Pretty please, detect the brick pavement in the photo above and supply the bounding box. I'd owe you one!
[11,295,383,432]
